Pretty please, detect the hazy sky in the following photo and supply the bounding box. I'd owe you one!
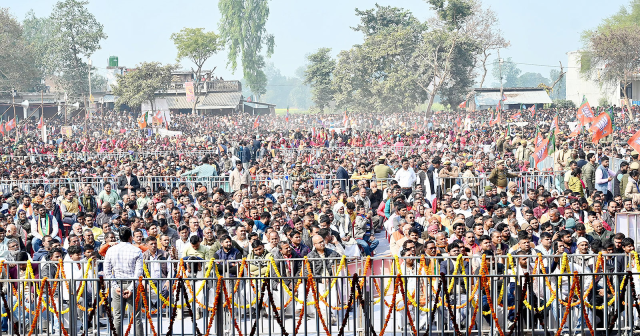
[5,0,631,86]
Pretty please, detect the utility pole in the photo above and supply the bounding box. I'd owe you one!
[88,59,92,134]
[498,49,504,113]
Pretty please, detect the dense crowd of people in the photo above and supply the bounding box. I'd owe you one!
[0,103,639,333]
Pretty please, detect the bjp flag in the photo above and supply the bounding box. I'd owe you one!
[628,129,640,154]
[532,138,550,167]
[5,118,15,132]
[589,112,613,144]
[577,96,595,125]
[37,115,44,129]
[567,123,581,138]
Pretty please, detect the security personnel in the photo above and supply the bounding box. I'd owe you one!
[374,156,394,188]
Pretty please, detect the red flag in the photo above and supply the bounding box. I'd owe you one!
[458,101,466,108]
[529,105,536,118]
[577,98,595,125]
[589,112,613,144]
[0,123,4,137]
[628,129,640,154]
[37,115,43,129]
[253,116,260,129]
[532,138,550,166]
[5,118,15,132]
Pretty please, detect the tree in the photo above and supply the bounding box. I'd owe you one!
[28,0,106,99]
[413,0,475,116]
[111,62,177,112]
[491,57,521,88]
[171,27,223,114]
[0,8,42,92]
[218,0,275,98]
[586,25,640,113]
[304,48,336,112]
[333,5,427,113]
[461,3,509,88]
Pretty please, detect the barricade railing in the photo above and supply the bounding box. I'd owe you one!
[0,170,566,199]
[2,252,639,336]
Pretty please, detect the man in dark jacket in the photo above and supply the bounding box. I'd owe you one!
[335,159,350,192]
[117,166,140,197]
[213,235,241,275]
[32,235,54,261]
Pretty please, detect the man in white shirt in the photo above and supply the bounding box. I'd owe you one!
[394,158,416,197]
[454,199,472,218]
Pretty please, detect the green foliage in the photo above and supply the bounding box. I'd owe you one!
[171,28,223,70]
[23,0,106,98]
[0,8,42,92]
[426,0,474,29]
[111,62,177,111]
[599,97,611,107]
[517,72,550,88]
[218,0,275,96]
[333,6,427,113]
[353,5,421,36]
[551,100,575,109]
[304,48,336,112]
[491,57,521,87]
[263,64,311,110]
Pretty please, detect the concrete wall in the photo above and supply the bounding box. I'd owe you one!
[566,50,619,106]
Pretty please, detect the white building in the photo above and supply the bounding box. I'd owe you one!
[566,50,640,107]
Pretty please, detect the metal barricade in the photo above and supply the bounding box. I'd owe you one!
[3,253,638,336]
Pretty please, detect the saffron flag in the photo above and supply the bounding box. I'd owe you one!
[568,123,581,138]
[577,96,595,125]
[343,110,349,127]
[529,105,536,118]
[458,101,466,108]
[253,116,260,129]
[5,118,15,132]
[496,101,501,111]
[455,116,462,128]
[628,129,640,154]
[37,115,43,130]
[535,126,543,148]
[532,138,550,167]
[510,112,521,120]
[0,123,4,136]
[138,116,147,129]
[285,106,290,123]
[490,112,501,126]
[589,112,613,144]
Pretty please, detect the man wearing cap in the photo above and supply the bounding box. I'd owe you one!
[488,160,518,194]
[515,140,530,162]
[438,160,458,193]
[180,156,217,177]
[374,156,394,188]
[291,161,311,182]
